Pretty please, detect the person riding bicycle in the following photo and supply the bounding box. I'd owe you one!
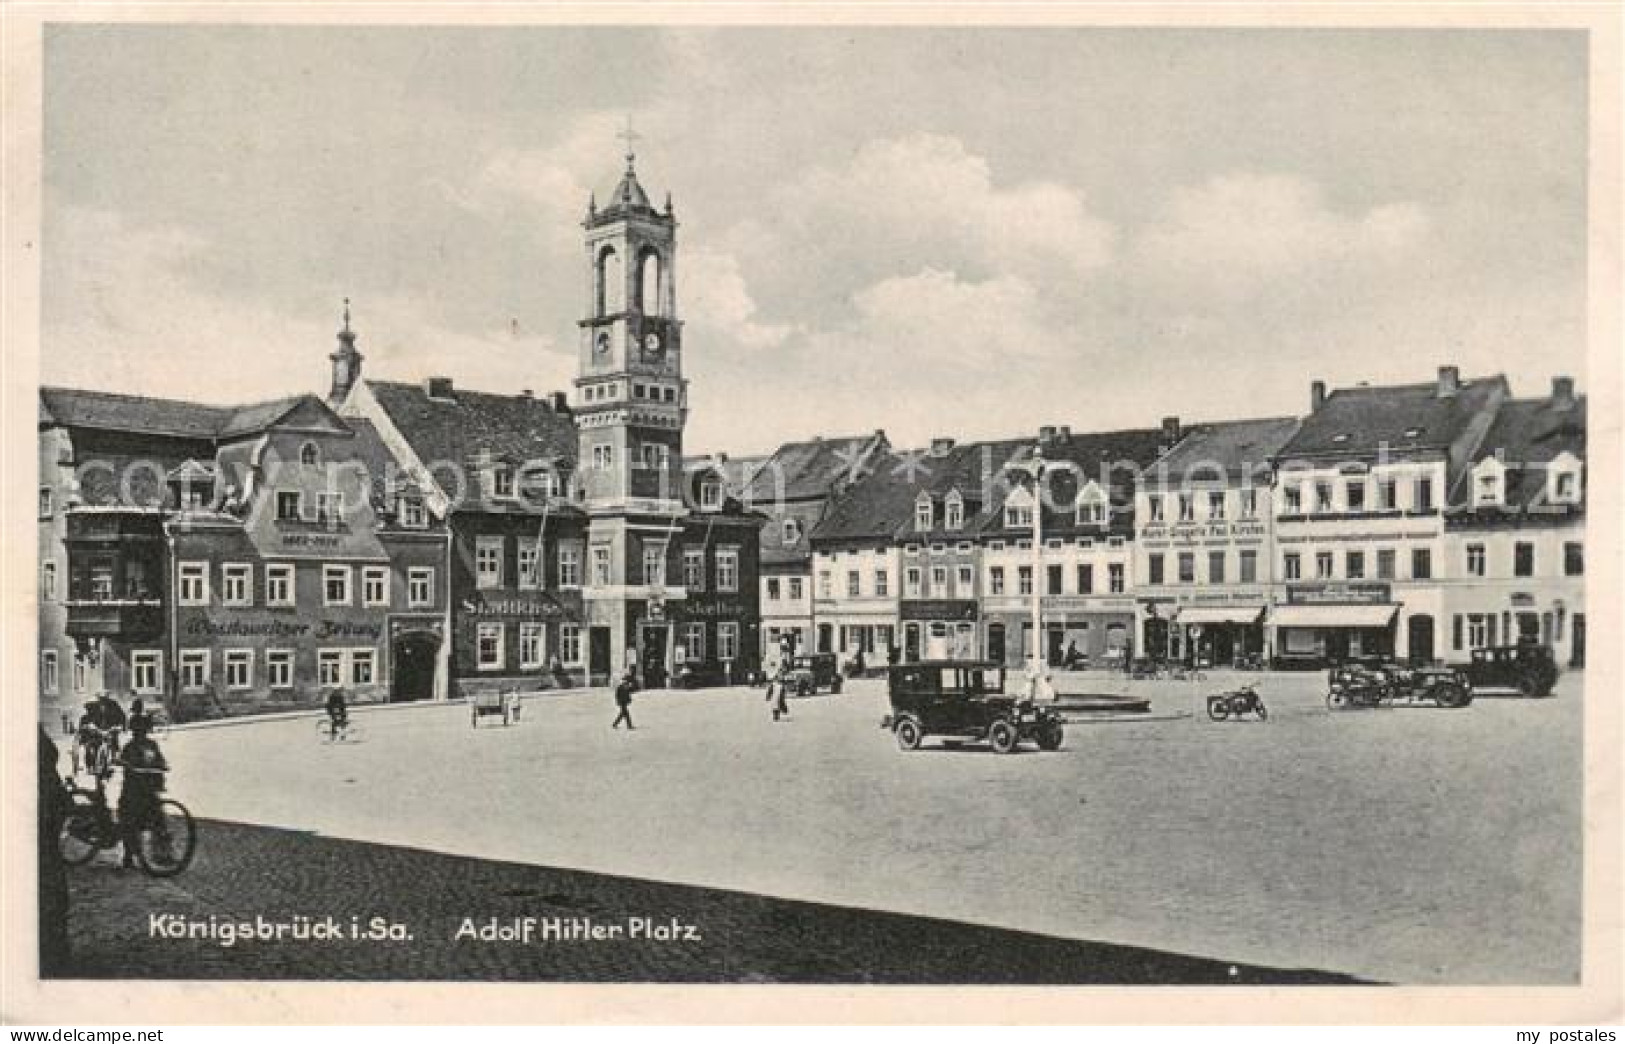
[128,697,154,734]
[76,693,128,775]
[325,687,349,734]
[116,714,168,869]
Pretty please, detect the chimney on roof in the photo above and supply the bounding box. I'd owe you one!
[1057,425,1072,443]
[1311,380,1327,412]
[424,377,455,401]
[550,391,569,413]
[1038,425,1058,448]
[1160,415,1181,449]
[929,437,955,457]
[1551,375,1576,412]
[328,298,363,407]
[518,389,534,401]
[1437,365,1461,399]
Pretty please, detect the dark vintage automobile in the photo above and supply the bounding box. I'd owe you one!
[784,653,843,696]
[1455,644,1560,699]
[880,660,1064,753]
[1326,661,1473,709]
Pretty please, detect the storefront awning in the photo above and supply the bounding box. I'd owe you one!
[1269,604,1399,629]
[1175,605,1265,626]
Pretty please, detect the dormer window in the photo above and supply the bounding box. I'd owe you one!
[276,490,302,521]
[915,493,934,533]
[314,491,344,525]
[1548,454,1582,505]
[1475,472,1502,508]
[1076,483,1107,525]
[782,518,802,543]
[521,466,561,501]
[944,491,964,530]
[400,497,427,529]
[491,466,516,499]
[700,481,722,511]
[1003,488,1034,531]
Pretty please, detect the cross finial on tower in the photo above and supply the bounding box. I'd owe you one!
[618,114,641,169]
[342,296,352,335]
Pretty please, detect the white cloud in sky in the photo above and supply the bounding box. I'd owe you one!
[1130,172,1432,304]
[44,205,573,404]
[681,250,799,351]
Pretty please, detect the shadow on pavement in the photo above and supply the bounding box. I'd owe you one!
[57,818,1368,984]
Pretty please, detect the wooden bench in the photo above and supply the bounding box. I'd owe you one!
[470,689,520,728]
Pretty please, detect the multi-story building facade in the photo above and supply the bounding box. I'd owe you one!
[39,381,451,726]
[1441,377,1586,667]
[805,452,915,663]
[742,432,889,667]
[979,424,1169,669]
[1267,367,1509,666]
[1134,416,1300,665]
[340,375,591,693]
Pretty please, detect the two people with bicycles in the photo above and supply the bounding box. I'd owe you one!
[73,691,128,777]
[115,713,170,869]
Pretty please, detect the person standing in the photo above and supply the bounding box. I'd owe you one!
[770,662,791,722]
[38,725,70,974]
[116,715,169,870]
[612,670,636,730]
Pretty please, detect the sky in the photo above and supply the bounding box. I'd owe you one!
[41,25,1588,456]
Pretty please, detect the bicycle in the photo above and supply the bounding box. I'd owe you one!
[316,716,365,743]
[71,726,120,780]
[58,768,196,877]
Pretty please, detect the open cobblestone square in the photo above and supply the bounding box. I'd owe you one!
[59,670,1582,984]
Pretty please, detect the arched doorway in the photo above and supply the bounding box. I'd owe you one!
[391,630,440,703]
[1407,614,1435,666]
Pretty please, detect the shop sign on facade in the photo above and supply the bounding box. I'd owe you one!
[1285,582,1392,605]
[900,599,979,621]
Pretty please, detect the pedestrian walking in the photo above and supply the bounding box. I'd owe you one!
[612,670,636,730]
[770,664,791,722]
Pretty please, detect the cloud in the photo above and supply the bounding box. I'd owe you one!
[1130,172,1431,304]
[43,205,573,404]
[681,250,798,351]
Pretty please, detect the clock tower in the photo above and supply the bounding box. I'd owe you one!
[575,139,691,684]
[575,142,686,512]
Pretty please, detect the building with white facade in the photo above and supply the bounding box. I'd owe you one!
[1441,377,1586,668]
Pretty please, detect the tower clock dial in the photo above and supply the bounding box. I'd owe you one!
[643,331,665,363]
[594,332,611,360]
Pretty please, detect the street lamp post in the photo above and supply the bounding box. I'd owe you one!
[1004,448,1047,698]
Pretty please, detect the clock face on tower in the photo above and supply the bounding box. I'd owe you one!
[643,331,665,363]
[594,333,611,360]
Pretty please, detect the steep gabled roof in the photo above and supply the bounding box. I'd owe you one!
[1280,376,1506,459]
[364,379,578,512]
[1450,395,1587,516]
[39,387,344,442]
[743,432,888,503]
[1149,416,1301,486]
[40,387,231,438]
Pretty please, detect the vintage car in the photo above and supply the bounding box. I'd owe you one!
[784,653,843,696]
[1455,643,1560,698]
[1327,661,1473,709]
[880,660,1064,753]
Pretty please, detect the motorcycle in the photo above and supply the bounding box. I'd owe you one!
[1206,684,1267,722]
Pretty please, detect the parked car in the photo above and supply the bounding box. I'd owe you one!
[1455,644,1560,698]
[1326,661,1472,709]
[785,653,843,696]
[880,660,1064,754]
